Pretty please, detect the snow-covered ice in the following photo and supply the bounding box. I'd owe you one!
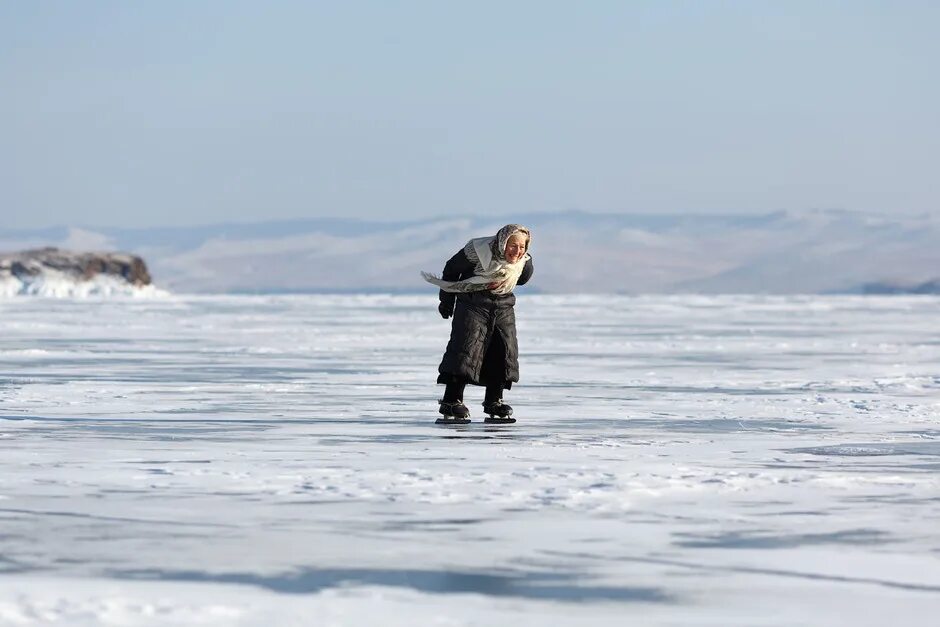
[1,294,939,625]
[0,273,167,298]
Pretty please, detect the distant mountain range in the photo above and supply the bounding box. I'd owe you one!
[1,209,938,294]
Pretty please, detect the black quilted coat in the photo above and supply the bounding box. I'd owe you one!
[436,249,534,389]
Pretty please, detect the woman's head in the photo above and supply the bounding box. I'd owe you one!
[496,224,531,264]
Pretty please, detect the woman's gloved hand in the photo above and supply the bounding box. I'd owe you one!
[438,301,454,319]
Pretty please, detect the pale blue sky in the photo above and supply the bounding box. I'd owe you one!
[2,1,937,229]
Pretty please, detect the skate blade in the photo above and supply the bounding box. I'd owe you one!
[483,416,516,424]
[435,417,471,425]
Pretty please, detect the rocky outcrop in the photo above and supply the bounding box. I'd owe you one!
[0,247,152,286]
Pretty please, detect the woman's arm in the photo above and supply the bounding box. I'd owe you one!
[438,249,474,317]
[442,248,474,281]
[517,257,534,286]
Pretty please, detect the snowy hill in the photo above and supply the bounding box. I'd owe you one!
[1,210,938,294]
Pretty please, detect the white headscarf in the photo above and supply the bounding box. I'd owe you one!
[422,224,531,295]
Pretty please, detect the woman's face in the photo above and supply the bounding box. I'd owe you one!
[504,233,528,263]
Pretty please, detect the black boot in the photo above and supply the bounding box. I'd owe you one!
[483,381,515,424]
[437,399,471,424]
[482,399,515,424]
[436,381,470,424]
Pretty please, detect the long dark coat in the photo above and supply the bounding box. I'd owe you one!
[437,249,534,389]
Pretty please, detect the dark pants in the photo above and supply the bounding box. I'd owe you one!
[443,380,505,405]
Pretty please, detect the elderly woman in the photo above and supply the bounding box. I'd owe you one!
[421,224,534,424]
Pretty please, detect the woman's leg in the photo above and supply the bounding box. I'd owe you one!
[479,332,506,394]
[480,333,511,417]
[482,379,513,420]
[484,381,504,405]
[443,380,466,403]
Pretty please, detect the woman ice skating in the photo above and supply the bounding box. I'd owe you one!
[421,224,534,424]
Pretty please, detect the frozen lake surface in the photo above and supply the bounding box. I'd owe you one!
[1,294,939,625]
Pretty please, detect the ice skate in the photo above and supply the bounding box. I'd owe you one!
[482,399,515,424]
[436,399,471,425]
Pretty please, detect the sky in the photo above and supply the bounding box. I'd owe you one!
[2,1,938,230]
